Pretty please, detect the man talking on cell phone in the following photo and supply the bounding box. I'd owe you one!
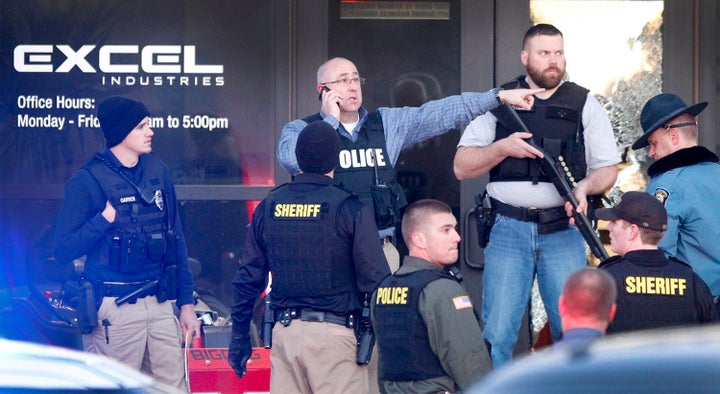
[278,57,542,277]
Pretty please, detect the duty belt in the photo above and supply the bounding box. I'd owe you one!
[491,198,565,223]
[274,307,355,328]
[102,281,156,298]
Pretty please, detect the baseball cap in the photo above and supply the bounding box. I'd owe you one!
[595,191,667,231]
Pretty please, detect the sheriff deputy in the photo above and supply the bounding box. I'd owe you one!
[229,121,390,393]
[596,191,718,333]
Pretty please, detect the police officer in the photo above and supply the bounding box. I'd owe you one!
[371,199,492,393]
[278,57,542,274]
[596,191,717,334]
[229,121,390,393]
[631,93,720,315]
[54,96,200,391]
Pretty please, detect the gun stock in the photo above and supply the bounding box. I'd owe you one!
[495,104,609,261]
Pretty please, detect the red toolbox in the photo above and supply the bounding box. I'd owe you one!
[188,347,270,393]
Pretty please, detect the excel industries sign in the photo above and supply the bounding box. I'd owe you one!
[14,44,224,87]
[14,45,225,131]
[0,0,265,185]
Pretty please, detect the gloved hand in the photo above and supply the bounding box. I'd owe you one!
[228,334,252,379]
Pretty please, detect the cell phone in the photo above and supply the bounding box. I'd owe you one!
[318,85,330,101]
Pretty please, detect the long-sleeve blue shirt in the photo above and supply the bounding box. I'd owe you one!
[277,90,503,176]
[647,146,720,297]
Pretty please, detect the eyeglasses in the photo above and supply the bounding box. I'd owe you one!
[319,77,366,87]
[663,121,697,130]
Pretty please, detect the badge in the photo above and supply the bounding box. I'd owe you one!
[154,190,165,211]
[654,188,669,205]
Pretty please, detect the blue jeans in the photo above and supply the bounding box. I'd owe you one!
[482,214,586,367]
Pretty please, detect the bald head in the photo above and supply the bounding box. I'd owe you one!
[317,57,356,84]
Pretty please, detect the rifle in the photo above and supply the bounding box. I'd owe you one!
[495,104,609,261]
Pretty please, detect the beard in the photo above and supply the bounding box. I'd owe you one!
[527,64,565,89]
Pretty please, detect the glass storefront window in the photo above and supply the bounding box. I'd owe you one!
[1,1,278,336]
[180,200,255,310]
[0,1,278,187]
[329,0,463,223]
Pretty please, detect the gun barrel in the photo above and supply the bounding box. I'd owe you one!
[574,209,610,260]
[115,279,159,306]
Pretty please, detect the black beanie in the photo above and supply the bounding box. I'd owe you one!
[98,96,151,148]
[295,121,340,174]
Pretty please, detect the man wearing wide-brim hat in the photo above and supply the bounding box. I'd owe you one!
[632,93,720,315]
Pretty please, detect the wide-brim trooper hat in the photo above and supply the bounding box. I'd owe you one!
[632,93,707,150]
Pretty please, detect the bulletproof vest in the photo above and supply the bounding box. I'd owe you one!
[263,182,357,298]
[374,269,451,382]
[84,153,168,275]
[490,76,589,184]
[603,256,700,333]
[302,113,407,230]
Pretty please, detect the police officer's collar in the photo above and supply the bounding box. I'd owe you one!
[401,255,447,272]
[100,148,143,171]
[293,172,334,185]
[358,106,369,122]
[621,249,670,266]
[342,107,369,141]
[647,146,718,177]
[98,149,120,166]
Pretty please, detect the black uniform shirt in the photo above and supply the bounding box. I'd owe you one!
[599,249,718,333]
[231,173,390,334]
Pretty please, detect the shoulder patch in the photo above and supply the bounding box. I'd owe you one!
[653,188,669,205]
[452,295,473,310]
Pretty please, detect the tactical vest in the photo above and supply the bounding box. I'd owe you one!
[263,182,357,298]
[602,256,699,333]
[374,269,451,382]
[489,76,589,184]
[303,113,407,230]
[84,154,169,276]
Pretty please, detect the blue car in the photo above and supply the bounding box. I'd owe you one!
[469,325,720,394]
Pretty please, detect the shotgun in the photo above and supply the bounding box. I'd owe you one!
[494,104,609,261]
